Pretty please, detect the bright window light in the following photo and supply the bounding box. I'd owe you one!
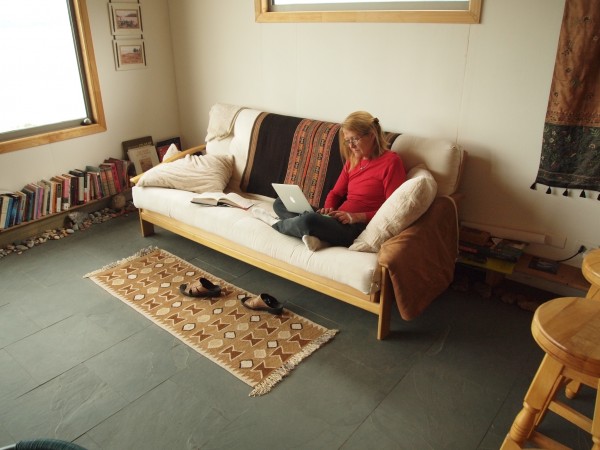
[269,1,473,12]
[0,0,88,137]
[274,0,459,3]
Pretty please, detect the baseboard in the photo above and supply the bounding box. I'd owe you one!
[507,271,587,298]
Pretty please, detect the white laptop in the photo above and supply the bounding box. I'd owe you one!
[271,183,315,214]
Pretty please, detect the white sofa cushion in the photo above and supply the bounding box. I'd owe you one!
[391,135,463,196]
[206,108,262,192]
[349,165,438,253]
[136,153,234,194]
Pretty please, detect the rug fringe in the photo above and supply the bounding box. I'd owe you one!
[83,246,159,278]
[249,329,339,397]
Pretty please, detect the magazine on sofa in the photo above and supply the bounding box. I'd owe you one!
[191,192,254,210]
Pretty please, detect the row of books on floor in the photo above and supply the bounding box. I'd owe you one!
[0,158,131,230]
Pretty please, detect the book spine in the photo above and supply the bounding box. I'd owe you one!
[101,165,117,195]
[98,168,110,198]
[108,163,122,193]
[0,196,8,229]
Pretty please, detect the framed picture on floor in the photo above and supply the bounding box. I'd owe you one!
[127,145,160,175]
[156,137,182,161]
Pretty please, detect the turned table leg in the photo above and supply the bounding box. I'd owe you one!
[593,379,600,450]
[502,355,564,448]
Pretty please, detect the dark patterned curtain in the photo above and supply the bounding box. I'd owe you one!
[532,0,600,199]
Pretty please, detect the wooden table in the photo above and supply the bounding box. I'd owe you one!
[583,248,600,300]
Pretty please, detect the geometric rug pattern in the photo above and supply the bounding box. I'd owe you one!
[84,247,338,396]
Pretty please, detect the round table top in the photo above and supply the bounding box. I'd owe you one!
[532,296,600,377]
[583,248,600,286]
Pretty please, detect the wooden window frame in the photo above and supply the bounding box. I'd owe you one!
[0,0,106,155]
[254,0,482,24]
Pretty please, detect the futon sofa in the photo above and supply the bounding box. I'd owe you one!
[131,104,466,339]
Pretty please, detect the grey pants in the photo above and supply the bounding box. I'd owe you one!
[271,198,365,248]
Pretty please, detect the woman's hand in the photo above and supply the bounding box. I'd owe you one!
[317,207,335,216]
[330,210,365,224]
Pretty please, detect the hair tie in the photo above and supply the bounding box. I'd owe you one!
[373,117,379,124]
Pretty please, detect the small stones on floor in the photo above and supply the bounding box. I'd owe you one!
[0,202,136,259]
[452,268,550,313]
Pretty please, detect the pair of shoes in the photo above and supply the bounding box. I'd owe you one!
[240,293,284,315]
[179,277,221,297]
[302,235,329,252]
[252,207,279,226]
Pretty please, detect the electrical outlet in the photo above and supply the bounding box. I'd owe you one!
[576,241,600,257]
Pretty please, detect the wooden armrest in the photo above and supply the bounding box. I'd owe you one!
[130,144,206,185]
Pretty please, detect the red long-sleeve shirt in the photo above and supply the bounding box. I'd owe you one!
[324,150,406,222]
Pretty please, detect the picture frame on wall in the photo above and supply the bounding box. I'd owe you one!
[113,39,146,71]
[109,2,143,36]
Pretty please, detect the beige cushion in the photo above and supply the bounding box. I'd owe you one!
[136,153,234,194]
[349,165,438,253]
[391,135,463,196]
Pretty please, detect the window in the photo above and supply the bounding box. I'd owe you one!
[255,0,482,23]
[0,0,105,154]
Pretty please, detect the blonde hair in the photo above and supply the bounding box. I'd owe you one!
[339,111,388,169]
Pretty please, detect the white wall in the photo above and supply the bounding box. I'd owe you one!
[0,0,180,195]
[167,0,599,267]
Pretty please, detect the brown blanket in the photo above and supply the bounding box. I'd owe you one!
[378,196,459,321]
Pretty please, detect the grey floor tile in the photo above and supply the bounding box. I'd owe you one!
[82,293,151,341]
[0,349,38,415]
[0,364,128,443]
[85,325,197,402]
[0,301,41,349]
[5,313,124,384]
[343,359,505,450]
[0,423,15,449]
[86,378,231,450]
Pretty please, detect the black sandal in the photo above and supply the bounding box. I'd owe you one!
[240,293,284,315]
[179,277,221,298]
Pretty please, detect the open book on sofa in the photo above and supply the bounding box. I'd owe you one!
[191,192,254,209]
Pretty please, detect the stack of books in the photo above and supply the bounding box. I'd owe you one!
[458,226,527,274]
[0,157,131,231]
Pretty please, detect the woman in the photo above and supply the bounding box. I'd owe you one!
[253,111,406,251]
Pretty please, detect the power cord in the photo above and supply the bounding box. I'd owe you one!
[555,245,587,263]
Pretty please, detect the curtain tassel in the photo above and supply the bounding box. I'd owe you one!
[546,186,552,194]
[530,182,537,190]
[563,189,569,196]
[580,190,586,198]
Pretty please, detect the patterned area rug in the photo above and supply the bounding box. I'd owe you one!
[84,247,338,396]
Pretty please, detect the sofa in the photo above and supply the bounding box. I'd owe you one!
[131,104,466,339]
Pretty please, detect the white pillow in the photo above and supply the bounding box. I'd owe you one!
[349,165,438,253]
[163,143,181,160]
[136,153,234,193]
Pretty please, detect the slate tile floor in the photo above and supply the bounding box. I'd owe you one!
[0,212,596,450]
